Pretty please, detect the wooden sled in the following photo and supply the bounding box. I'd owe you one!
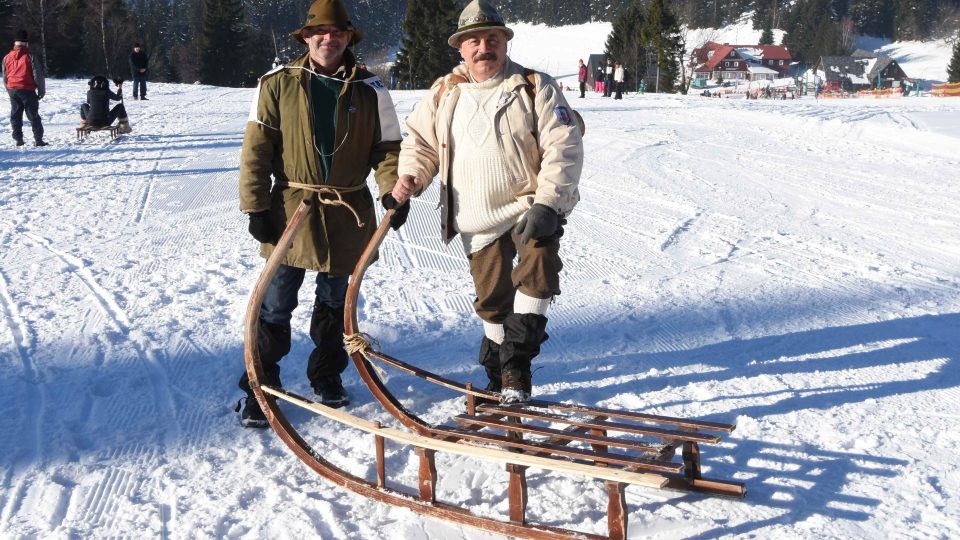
[244,199,745,539]
[76,124,120,141]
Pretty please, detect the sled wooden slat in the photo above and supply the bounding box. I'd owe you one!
[431,425,684,474]
[476,405,722,443]
[526,400,736,432]
[455,414,663,453]
[262,385,671,488]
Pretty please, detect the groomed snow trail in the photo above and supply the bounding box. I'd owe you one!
[0,80,958,539]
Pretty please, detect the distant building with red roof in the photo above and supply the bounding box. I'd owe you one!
[691,42,793,83]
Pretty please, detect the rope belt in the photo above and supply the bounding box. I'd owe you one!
[281,181,367,227]
[343,332,390,381]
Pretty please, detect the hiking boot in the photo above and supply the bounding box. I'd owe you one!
[34,140,48,147]
[235,396,269,428]
[500,369,530,404]
[15,138,24,147]
[118,120,132,134]
[498,313,549,404]
[140,96,148,101]
[313,374,349,408]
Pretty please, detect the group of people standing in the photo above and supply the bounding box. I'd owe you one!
[235,0,583,427]
[577,57,624,99]
[3,33,150,145]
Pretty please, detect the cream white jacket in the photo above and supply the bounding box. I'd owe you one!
[398,59,583,244]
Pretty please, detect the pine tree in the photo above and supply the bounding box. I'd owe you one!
[948,36,960,83]
[200,0,253,86]
[605,0,646,91]
[760,24,775,45]
[641,0,683,93]
[849,0,894,37]
[783,0,845,64]
[393,0,460,90]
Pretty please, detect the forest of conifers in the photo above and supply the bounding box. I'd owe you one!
[1,0,957,87]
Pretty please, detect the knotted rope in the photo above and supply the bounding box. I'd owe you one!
[281,181,367,227]
[344,332,389,381]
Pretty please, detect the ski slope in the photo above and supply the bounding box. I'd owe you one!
[1,76,959,539]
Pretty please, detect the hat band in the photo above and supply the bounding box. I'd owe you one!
[455,21,507,34]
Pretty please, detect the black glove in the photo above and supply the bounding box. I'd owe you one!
[381,193,410,231]
[513,203,565,246]
[247,210,278,243]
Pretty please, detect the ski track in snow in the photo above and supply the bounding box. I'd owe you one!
[0,79,959,538]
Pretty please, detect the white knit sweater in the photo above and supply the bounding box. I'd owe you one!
[450,75,530,254]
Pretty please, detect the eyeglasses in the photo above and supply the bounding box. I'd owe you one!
[301,26,350,39]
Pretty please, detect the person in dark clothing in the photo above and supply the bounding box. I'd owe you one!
[128,43,149,100]
[2,30,47,146]
[80,75,131,133]
[577,58,587,98]
[603,57,614,97]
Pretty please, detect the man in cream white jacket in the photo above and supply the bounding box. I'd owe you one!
[393,0,583,403]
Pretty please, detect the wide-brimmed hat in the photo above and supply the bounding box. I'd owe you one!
[291,0,362,46]
[447,0,513,48]
[15,30,28,43]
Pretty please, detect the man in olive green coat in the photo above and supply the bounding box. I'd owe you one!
[236,0,407,427]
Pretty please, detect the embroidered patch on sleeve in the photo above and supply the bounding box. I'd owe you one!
[554,106,572,126]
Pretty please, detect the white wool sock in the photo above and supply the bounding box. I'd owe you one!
[514,291,552,315]
[483,321,505,344]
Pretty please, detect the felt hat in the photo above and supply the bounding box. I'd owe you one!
[15,30,28,43]
[291,0,362,46]
[448,0,513,49]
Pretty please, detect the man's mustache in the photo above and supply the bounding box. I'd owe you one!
[473,52,497,62]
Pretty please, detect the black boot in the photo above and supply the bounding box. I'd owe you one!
[235,396,269,428]
[499,313,548,404]
[306,303,350,407]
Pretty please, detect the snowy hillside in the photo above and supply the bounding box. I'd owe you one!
[1,71,959,538]
[507,20,954,83]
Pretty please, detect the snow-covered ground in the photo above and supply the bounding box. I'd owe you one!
[2,71,959,538]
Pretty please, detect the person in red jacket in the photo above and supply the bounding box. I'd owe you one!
[577,58,587,98]
[2,30,46,146]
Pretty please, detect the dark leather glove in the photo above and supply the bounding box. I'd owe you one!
[247,210,278,243]
[513,203,564,245]
[381,193,410,231]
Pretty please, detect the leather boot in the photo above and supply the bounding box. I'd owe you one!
[499,313,548,404]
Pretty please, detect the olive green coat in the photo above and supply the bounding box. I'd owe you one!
[239,51,401,276]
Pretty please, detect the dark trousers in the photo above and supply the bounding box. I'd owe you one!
[614,82,623,100]
[604,76,614,97]
[81,103,128,127]
[8,89,43,143]
[579,81,586,98]
[467,229,562,323]
[132,74,147,98]
[238,264,350,394]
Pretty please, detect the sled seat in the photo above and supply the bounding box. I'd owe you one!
[76,124,120,141]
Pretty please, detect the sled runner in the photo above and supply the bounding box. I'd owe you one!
[76,125,120,141]
[244,199,744,539]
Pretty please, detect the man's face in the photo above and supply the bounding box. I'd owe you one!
[301,25,352,70]
[458,29,508,82]
[134,46,141,52]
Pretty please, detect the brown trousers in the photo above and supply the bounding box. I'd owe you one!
[467,229,562,323]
